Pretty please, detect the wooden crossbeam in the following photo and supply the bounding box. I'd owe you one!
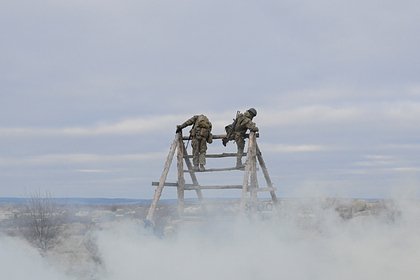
[182,133,259,141]
[152,182,243,190]
[183,167,244,173]
[151,182,276,192]
[184,152,247,158]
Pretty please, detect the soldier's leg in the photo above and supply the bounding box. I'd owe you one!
[199,139,207,171]
[235,135,245,167]
[192,138,200,170]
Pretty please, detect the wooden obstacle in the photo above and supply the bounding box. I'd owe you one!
[145,131,278,223]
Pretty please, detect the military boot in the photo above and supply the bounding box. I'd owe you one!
[199,164,205,171]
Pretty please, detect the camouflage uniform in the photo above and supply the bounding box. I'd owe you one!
[177,115,213,171]
[224,109,258,167]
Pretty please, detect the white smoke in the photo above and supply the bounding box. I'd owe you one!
[2,199,420,280]
[94,200,420,280]
[0,236,74,280]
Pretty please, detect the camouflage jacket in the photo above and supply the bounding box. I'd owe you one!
[234,111,258,135]
[180,115,213,142]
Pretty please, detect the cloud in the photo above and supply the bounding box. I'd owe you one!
[2,100,420,138]
[259,101,420,129]
[354,155,398,167]
[0,152,165,167]
[263,143,327,153]
[0,115,182,137]
[391,167,420,173]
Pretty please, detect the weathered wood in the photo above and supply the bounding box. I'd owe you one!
[240,135,253,210]
[152,183,243,190]
[182,143,203,200]
[152,182,275,192]
[185,184,243,190]
[184,166,244,173]
[182,133,259,141]
[146,136,178,222]
[185,153,247,158]
[256,144,278,203]
[176,133,185,215]
[249,132,258,207]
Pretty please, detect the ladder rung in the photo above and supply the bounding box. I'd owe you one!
[152,182,192,187]
[184,167,243,173]
[182,133,259,141]
[151,182,243,190]
[151,182,275,192]
[185,153,247,158]
[187,185,243,190]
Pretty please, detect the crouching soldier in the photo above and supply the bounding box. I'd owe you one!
[222,108,258,168]
[176,114,213,171]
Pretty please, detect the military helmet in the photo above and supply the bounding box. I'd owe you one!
[248,108,257,117]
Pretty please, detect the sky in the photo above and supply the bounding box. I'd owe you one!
[1,0,420,199]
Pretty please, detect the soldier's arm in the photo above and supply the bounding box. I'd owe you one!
[176,115,198,133]
[180,115,198,128]
[246,120,259,132]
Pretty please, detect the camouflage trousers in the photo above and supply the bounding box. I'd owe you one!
[192,137,208,166]
[234,133,245,166]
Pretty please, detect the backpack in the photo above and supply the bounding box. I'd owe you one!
[195,115,212,130]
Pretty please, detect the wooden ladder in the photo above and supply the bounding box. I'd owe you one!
[145,132,278,223]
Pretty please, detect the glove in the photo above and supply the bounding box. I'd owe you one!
[176,125,182,133]
[252,127,259,132]
[222,137,229,147]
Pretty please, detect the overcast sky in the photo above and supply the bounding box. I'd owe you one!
[1,0,419,199]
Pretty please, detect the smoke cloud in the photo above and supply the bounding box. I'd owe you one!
[0,236,73,280]
[94,200,420,280]
[2,199,420,280]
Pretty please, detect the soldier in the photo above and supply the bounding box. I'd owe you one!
[176,114,213,171]
[222,108,259,168]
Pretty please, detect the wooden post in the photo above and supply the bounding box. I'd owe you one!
[256,144,278,204]
[182,144,203,200]
[145,136,178,222]
[249,132,258,209]
[177,133,185,215]
[240,134,253,210]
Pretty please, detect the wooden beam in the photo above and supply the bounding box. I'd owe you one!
[240,134,253,210]
[185,153,247,158]
[146,136,178,222]
[182,133,259,141]
[151,182,275,192]
[184,166,244,173]
[249,132,258,206]
[152,182,183,187]
[182,144,203,200]
[152,182,243,190]
[176,133,185,215]
[256,144,278,204]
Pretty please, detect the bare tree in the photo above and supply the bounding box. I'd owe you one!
[18,191,65,251]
